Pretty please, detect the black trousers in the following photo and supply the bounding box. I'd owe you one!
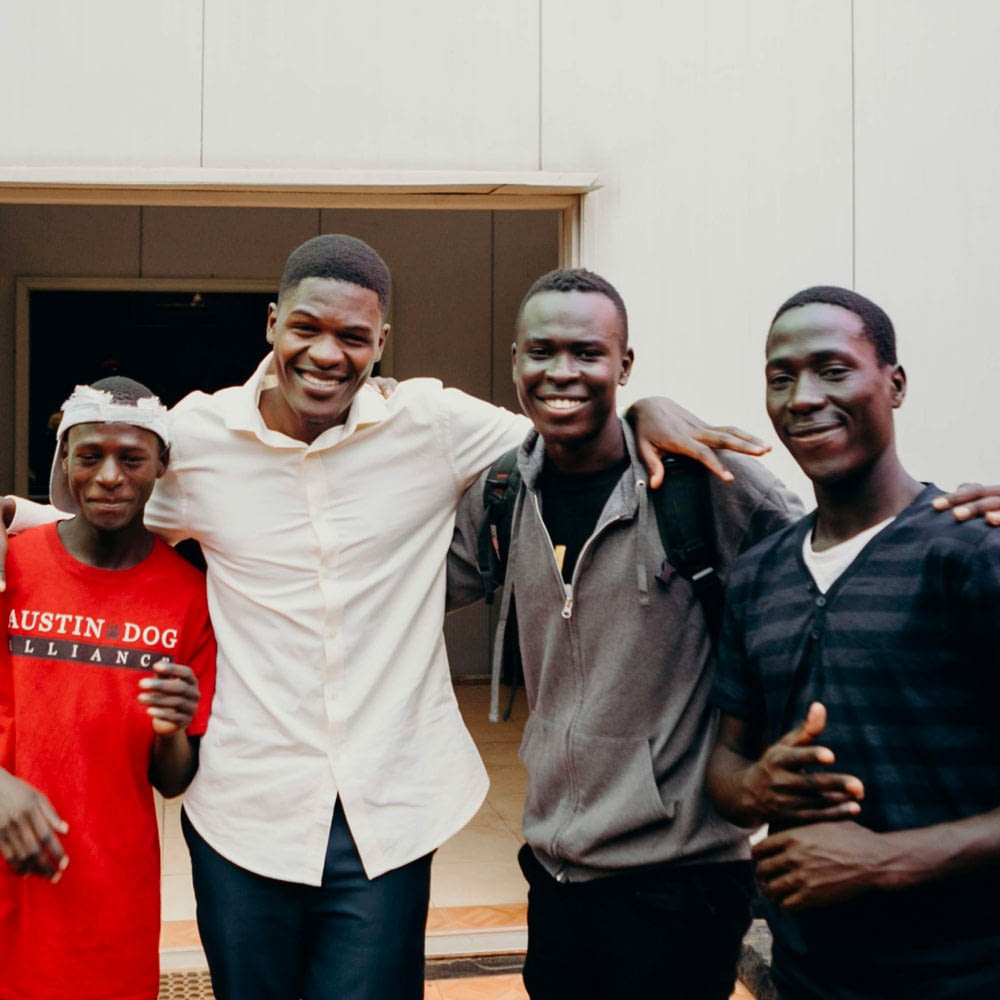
[518,845,754,1000]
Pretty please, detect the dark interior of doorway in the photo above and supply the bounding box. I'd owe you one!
[27,289,278,501]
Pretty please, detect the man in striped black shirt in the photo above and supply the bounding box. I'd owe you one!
[707,286,1000,999]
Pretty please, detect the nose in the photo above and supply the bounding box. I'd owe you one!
[95,455,124,487]
[787,372,825,412]
[308,334,345,368]
[545,351,578,382]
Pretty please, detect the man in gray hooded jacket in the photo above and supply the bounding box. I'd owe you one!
[449,268,802,999]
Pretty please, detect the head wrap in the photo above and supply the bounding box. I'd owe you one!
[49,384,170,513]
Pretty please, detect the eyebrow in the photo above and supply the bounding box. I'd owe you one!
[523,334,608,348]
[766,348,857,367]
[286,307,374,332]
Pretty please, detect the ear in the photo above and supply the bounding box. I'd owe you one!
[510,340,519,385]
[618,347,635,387]
[157,445,171,478]
[373,323,390,364]
[889,364,907,408]
[266,302,278,346]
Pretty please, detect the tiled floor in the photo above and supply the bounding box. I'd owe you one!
[422,977,754,1000]
[424,976,528,999]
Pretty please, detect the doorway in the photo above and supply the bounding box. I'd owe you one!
[25,287,274,501]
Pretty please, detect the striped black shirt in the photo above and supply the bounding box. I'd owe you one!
[714,484,1000,996]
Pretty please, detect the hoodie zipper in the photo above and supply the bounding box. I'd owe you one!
[558,512,628,620]
[527,488,632,864]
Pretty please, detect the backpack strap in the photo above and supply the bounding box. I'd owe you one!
[650,455,725,645]
[477,447,524,720]
[477,446,521,605]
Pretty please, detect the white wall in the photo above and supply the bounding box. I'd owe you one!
[0,2,204,166]
[4,1,1000,499]
[853,1,1000,491]
[541,1,853,500]
[202,0,541,170]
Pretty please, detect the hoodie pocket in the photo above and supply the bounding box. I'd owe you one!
[521,714,677,867]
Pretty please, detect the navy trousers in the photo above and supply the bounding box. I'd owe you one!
[182,803,432,1000]
[518,844,754,1000]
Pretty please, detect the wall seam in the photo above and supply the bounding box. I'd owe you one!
[850,0,856,288]
[537,0,543,170]
[200,0,207,168]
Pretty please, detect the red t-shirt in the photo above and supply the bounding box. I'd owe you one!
[0,523,216,1000]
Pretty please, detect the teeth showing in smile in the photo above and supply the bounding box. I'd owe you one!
[543,398,584,410]
[299,370,341,388]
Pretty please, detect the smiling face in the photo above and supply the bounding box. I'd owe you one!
[513,289,633,471]
[765,302,905,486]
[62,422,166,533]
[262,276,389,443]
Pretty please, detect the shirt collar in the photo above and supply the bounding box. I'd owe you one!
[220,353,389,447]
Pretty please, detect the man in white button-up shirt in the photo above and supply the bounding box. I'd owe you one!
[1,235,772,999]
[164,236,531,999]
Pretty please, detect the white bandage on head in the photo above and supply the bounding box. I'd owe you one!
[49,383,171,513]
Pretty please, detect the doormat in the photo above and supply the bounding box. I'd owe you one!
[160,954,526,996]
[426,954,525,980]
[159,969,214,999]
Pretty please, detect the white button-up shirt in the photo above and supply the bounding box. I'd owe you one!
[111,358,525,883]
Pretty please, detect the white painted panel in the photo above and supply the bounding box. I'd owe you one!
[854,1,1000,489]
[203,0,540,170]
[0,1,203,166]
[542,1,853,500]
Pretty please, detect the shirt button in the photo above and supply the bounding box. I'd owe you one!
[811,630,820,639]
[815,595,827,607]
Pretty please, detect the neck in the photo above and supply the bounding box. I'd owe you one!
[812,449,922,549]
[543,422,627,475]
[57,518,155,570]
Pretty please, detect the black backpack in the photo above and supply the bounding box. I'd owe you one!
[476,448,725,717]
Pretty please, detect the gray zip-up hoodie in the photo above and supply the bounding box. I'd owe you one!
[450,421,802,882]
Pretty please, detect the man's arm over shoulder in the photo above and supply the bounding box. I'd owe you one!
[435,384,528,491]
[706,453,805,571]
[0,498,70,592]
[5,497,69,532]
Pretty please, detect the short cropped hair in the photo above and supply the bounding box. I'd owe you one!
[517,268,629,345]
[771,286,897,366]
[89,375,158,404]
[278,235,392,317]
[82,376,169,456]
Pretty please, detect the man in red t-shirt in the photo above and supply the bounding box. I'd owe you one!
[0,377,216,1000]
